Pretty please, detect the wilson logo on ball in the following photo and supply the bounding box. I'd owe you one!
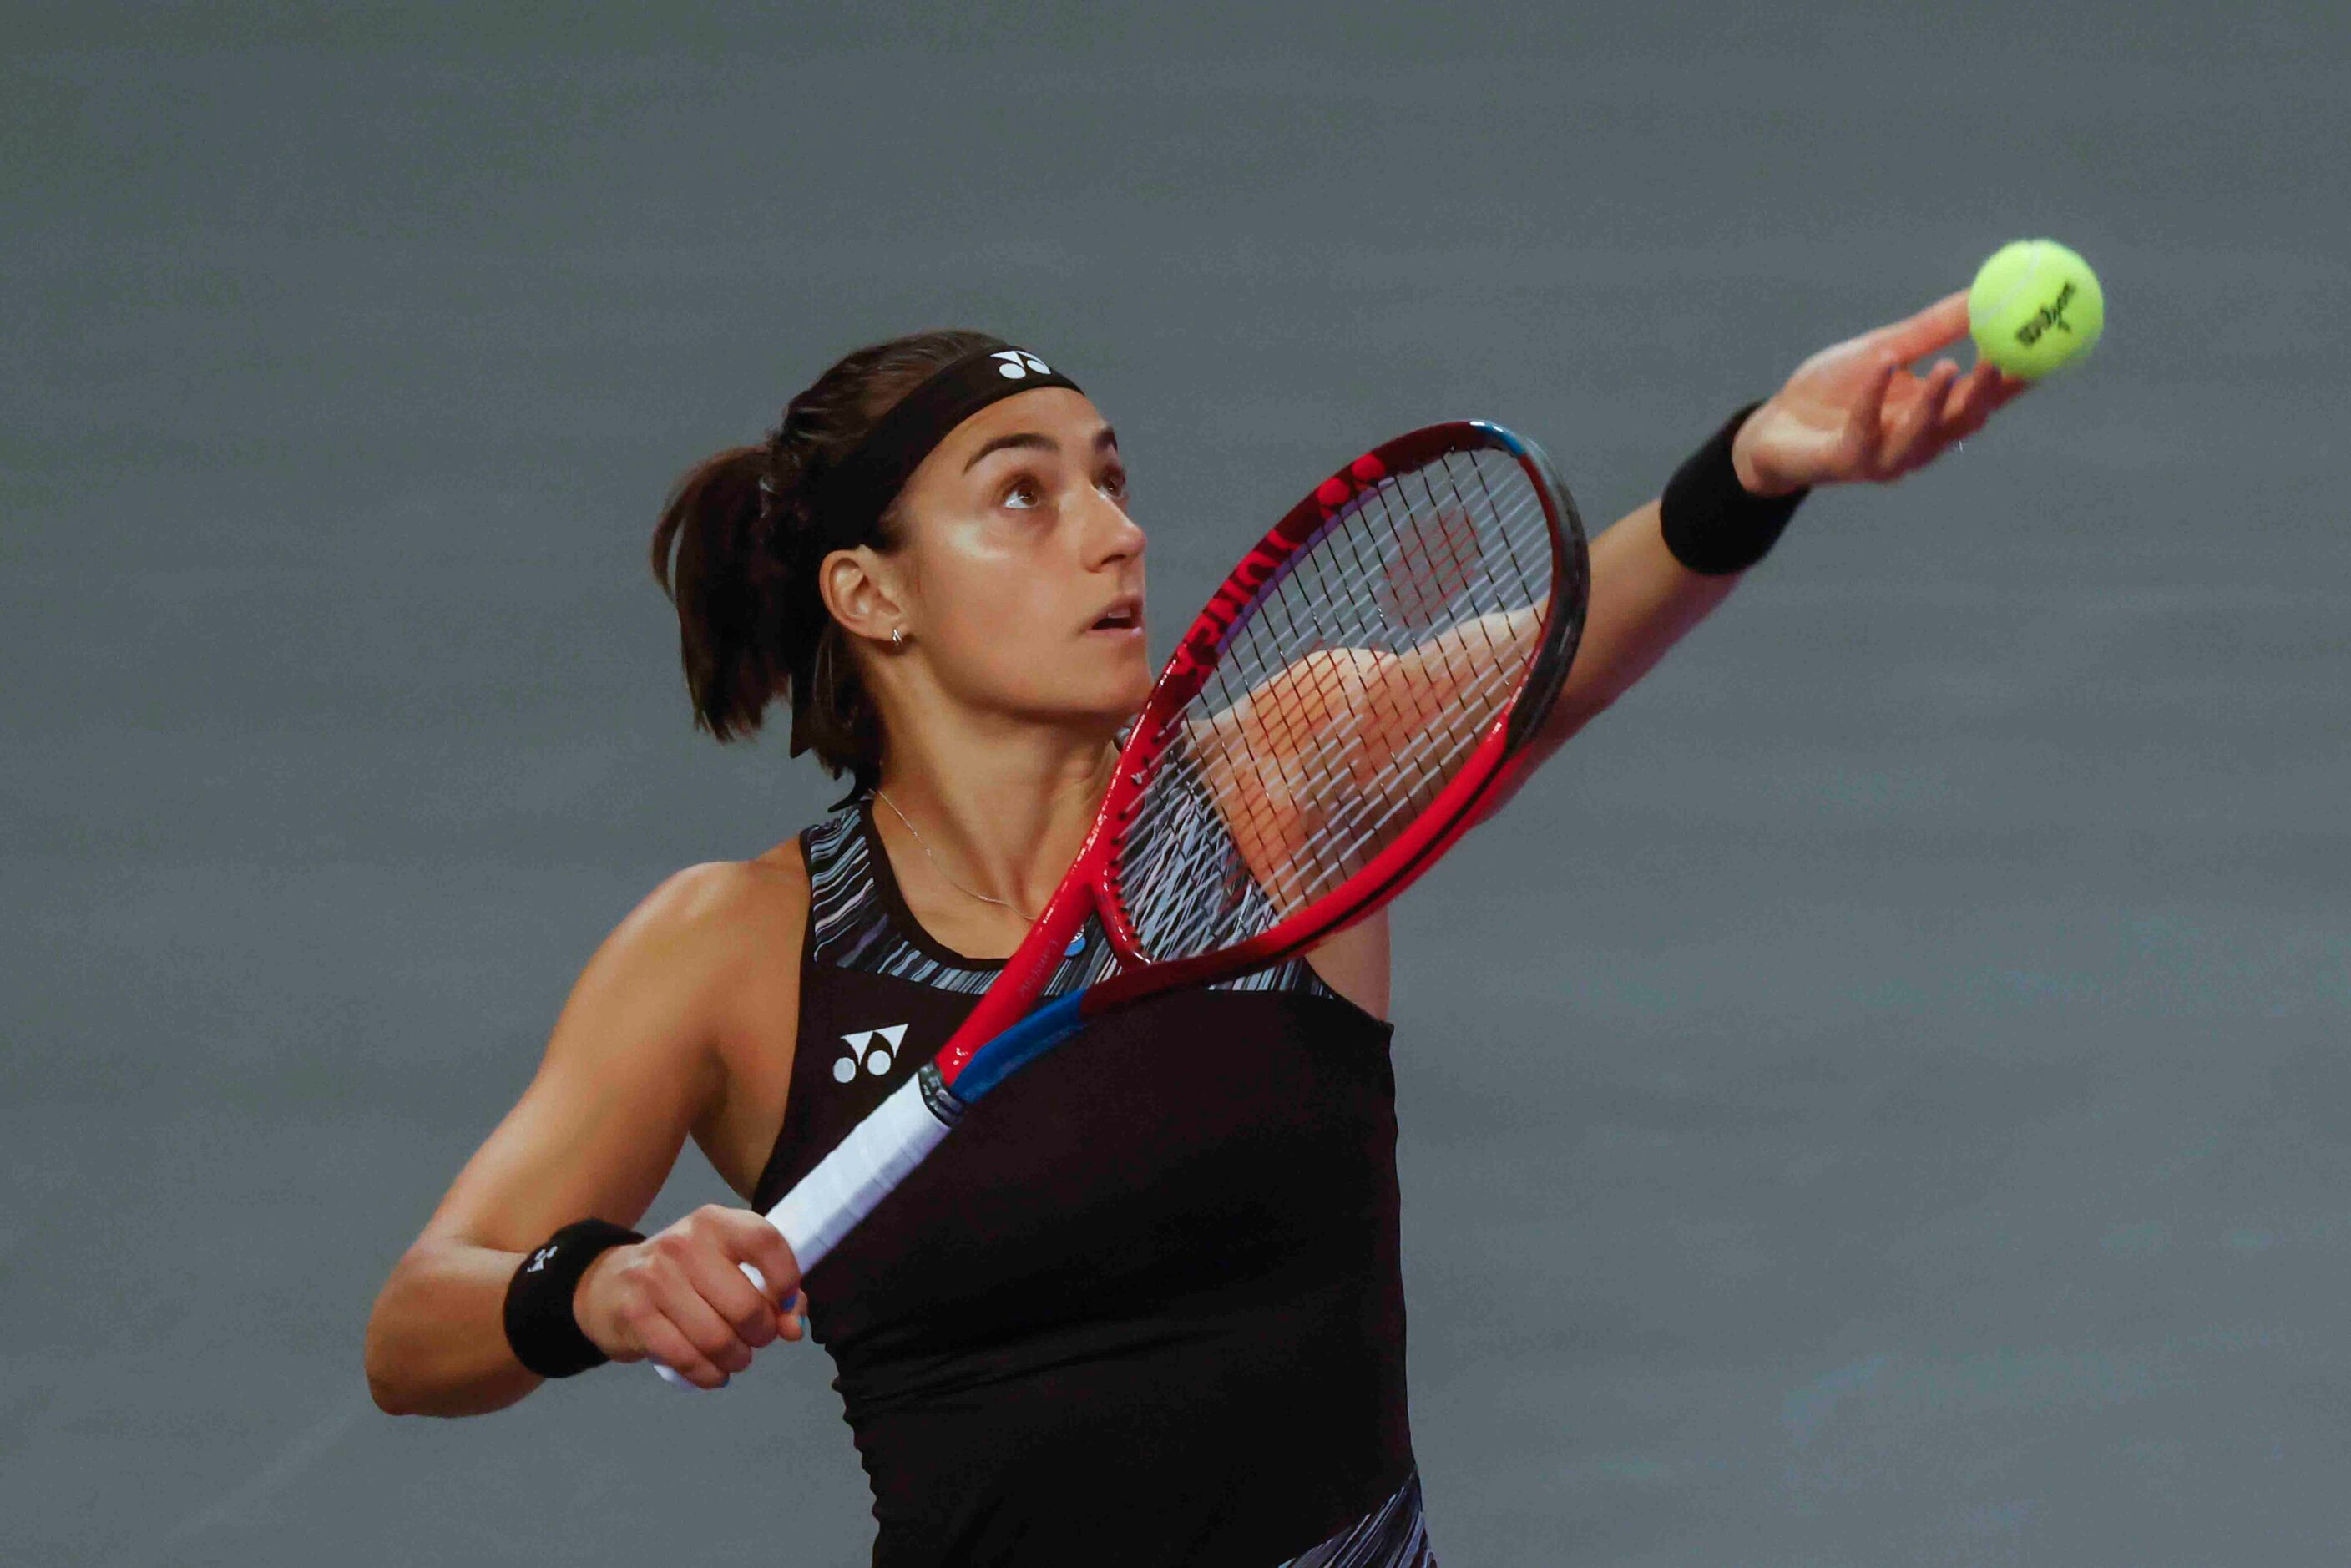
[2014,280,2078,346]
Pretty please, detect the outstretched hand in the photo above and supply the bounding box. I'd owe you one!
[1730,289,2035,497]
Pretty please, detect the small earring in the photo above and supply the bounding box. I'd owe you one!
[891,627,907,650]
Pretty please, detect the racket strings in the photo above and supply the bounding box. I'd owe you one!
[1116,447,1555,961]
[1224,453,1551,860]
[1212,458,1545,795]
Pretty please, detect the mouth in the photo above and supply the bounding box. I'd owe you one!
[1087,594,1145,636]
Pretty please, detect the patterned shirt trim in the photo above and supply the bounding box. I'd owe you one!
[802,797,1334,1000]
[1278,1470,1436,1568]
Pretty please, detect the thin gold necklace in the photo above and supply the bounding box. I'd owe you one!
[873,787,1039,924]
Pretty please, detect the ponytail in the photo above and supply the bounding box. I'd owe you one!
[650,446,786,743]
[649,329,1002,790]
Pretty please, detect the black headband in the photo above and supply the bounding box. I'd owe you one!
[786,338,1083,769]
[807,340,1084,550]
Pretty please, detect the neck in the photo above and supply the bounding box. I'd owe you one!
[869,708,1121,924]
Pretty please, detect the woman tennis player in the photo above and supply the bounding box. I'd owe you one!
[365,297,2025,1565]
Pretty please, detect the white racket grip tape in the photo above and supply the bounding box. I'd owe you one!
[766,1070,958,1271]
[654,1070,959,1391]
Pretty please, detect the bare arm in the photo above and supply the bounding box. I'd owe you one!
[1466,498,1743,819]
[1477,291,2033,821]
[362,861,804,1414]
[1206,290,2034,991]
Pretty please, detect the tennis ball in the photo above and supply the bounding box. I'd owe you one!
[1968,239,2104,380]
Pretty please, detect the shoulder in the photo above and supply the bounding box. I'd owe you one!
[619,842,810,985]
[562,847,809,1051]
[608,847,814,1193]
[614,845,813,1146]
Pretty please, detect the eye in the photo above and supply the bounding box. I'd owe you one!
[999,473,1045,510]
[1098,464,1130,501]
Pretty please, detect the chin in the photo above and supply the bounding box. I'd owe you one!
[1112,660,1155,714]
[1081,641,1153,695]
[1065,671,1154,731]
[1004,641,1154,731]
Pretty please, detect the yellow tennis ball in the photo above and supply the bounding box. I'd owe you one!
[1968,239,2105,379]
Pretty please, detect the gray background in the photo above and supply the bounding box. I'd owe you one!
[5,3,2346,1564]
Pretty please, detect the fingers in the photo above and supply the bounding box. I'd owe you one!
[577,1205,809,1387]
[726,1262,806,1338]
[776,1292,808,1343]
[681,1221,804,1353]
[635,1311,735,1391]
[1984,367,2034,412]
[1843,354,1901,468]
[1868,288,1970,360]
[1878,357,1964,475]
[684,1245,785,1354]
[1910,362,2028,471]
[717,1210,808,1343]
[672,1206,808,1362]
[1944,361,2011,436]
[650,1252,765,1374]
[727,1214,805,1313]
[1786,293,2038,488]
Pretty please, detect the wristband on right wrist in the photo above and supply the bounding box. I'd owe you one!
[501,1217,642,1379]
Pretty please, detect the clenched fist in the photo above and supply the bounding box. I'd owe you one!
[574,1204,806,1388]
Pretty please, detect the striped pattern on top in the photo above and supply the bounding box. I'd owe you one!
[803,790,1334,1000]
[1279,1469,1437,1568]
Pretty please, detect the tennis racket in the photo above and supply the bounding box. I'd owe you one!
[656,418,1587,1388]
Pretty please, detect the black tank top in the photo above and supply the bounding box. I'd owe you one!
[753,795,1435,1566]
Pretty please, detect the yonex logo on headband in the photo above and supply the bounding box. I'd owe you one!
[990,350,1053,379]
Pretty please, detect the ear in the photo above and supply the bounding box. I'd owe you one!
[815,546,908,647]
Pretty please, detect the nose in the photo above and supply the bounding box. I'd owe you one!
[1080,486,1146,572]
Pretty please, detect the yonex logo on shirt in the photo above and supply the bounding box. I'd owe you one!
[990,350,1052,380]
[835,1024,911,1084]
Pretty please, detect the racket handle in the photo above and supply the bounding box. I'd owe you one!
[653,1070,960,1391]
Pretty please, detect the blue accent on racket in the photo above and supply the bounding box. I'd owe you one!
[953,991,1089,1102]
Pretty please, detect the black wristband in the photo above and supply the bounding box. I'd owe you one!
[502,1218,642,1379]
[1659,400,1812,575]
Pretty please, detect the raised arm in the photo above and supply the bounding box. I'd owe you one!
[1185,288,2033,925]
[1473,287,2033,819]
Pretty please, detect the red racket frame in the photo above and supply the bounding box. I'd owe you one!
[933,419,1585,1087]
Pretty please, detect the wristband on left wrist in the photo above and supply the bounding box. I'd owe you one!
[1659,400,1812,575]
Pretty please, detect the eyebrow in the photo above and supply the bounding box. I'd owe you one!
[961,424,1120,473]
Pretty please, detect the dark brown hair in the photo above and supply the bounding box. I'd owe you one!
[650,329,1000,792]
